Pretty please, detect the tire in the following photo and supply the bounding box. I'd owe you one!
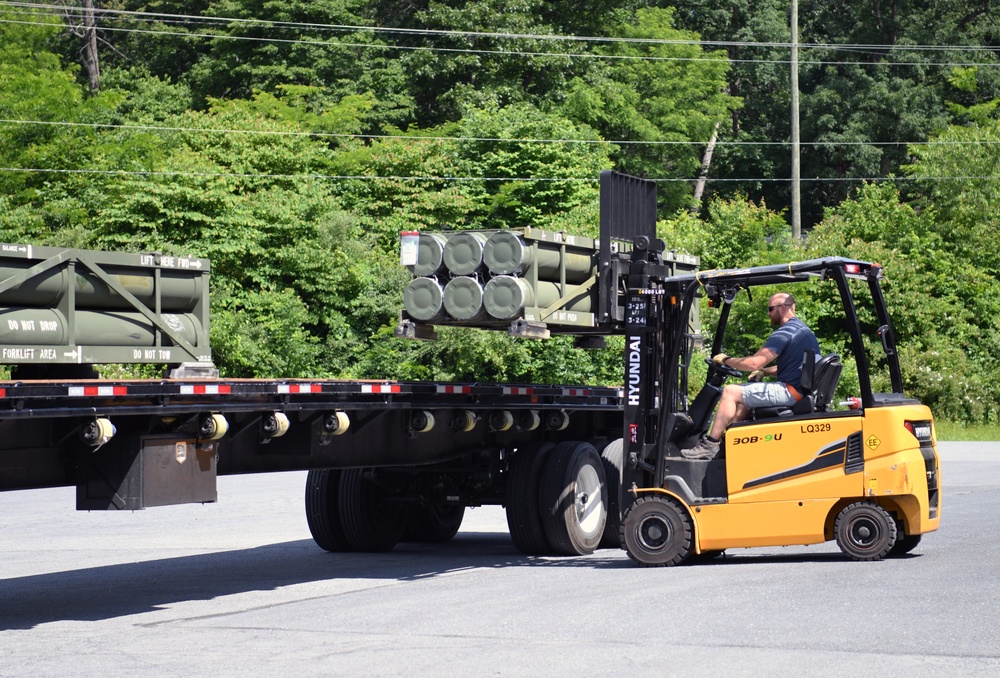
[538,440,608,556]
[505,442,555,555]
[338,468,407,552]
[304,469,351,552]
[834,501,897,561]
[620,496,694,567]
[403,503,466,543]
[889,533,922,557]
[598,439,624,549]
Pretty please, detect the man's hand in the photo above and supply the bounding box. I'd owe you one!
[712,353,730,366]
[748,370,765,383]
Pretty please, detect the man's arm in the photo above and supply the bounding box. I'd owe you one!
[722,347,777,372]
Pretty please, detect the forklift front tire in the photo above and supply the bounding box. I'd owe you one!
[621,496,693,567]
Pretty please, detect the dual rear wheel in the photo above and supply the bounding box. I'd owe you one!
[305,468,464,552]
[506,439,617,556]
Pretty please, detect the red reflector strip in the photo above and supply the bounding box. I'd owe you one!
[179,384,232,395]
[562,388,591,396]
[0,388,5,398]
[361,384,401,394]
[437,385,471,394]
[503,387,535,395]
[68,386,129,396]
[278,384,321,394]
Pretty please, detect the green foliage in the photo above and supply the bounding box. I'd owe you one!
[3,2,1000,427]
[658,195,793,270]
[676,0,1000,226]
[805,183,1000,424]
[211,287,324,377]
[905,119,1000,278]
[559,7,738,211]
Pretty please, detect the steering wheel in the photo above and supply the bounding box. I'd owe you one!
[705,356,742,379]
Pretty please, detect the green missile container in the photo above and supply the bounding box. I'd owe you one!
[403,277,446,322]
[483,275,594,320]
[443,232,488,276]
[482,231,595,284]
[408,233,448,277]
[443,276,487,321]
[0,308,203,346]
[1,243,212,365]
[0,262,204,312]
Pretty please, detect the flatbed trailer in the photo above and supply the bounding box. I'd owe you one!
[0,373,625,554]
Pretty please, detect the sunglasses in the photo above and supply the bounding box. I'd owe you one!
[767,303,789,312]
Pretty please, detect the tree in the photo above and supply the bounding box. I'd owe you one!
[904,118,1000,279]
[676,0,1000,227]
[559,7,738,211]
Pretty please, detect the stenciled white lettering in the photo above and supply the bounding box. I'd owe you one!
[628,336,642,406]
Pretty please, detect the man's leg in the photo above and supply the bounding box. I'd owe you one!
[682,384,746,460]
[709,384,745,440]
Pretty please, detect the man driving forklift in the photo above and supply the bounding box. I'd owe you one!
[682,292,820,460]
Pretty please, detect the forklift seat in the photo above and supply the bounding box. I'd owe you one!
[751,351,842,419]
[805,352,843,412]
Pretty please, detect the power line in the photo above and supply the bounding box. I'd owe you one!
[4,1,999,55]
[3,118,999,148]
[0,166,992,184]
[2,6,999,68]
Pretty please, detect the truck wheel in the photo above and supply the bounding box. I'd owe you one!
[404,504,466,543]
[338,468,407,552]
[598,439,624,549]
[538,440,607,556]
[505,442,555,555]
[889,533,922,556]
[834,501,897,561]
[304,469,351,552]
[621,496,693,567]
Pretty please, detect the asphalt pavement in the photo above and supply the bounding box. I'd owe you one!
[1,442,998,677]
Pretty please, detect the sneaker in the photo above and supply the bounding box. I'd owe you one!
[681,436,720,460]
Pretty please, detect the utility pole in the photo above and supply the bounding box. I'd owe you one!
[790,0,801,239]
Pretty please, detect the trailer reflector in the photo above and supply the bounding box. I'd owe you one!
[437,385,471,394]
[360,384,402,394]
[180,384,232,395]
[68,385,128,396]
[278,383,321,394]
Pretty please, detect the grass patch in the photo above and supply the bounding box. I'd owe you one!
[935,421,1000,441]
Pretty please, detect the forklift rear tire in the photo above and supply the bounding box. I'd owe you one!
[305,469,351,552]
[621,496,693,567]
[338,468,407,552]
[538,440,608,556]
[834,501,897,561]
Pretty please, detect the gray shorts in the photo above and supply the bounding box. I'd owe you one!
[742,381,797,409]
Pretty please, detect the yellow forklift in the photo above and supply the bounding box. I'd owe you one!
[618,255,941,566]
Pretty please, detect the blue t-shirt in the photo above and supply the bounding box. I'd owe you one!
[762,317,821,391]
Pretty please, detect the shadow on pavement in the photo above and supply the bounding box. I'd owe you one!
[0,531,630,630]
